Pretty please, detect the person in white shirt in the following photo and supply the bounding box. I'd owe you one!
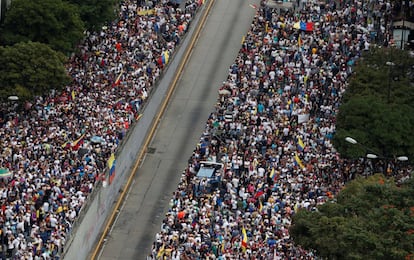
[50,215,58,229]
[171,249,181,260]
[7,234,15,258]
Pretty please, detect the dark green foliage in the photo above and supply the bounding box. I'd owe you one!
[0,42,70,100]
[333,47,414,160]
[0,0,85,54]
[66,0,119,31]
[290,174,414,259]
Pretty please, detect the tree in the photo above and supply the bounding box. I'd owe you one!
[290,174,414,259]
[334,96,414,159]
[333,47,414,159]
[342,47,413,105]
[0,42,70,100]
[66,0,119,31]
[0,0,85,55]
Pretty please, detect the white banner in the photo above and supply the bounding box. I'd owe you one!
[298,113,310,124]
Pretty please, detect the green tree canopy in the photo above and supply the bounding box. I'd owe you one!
[290,174,414,259]
[0,0,85,55]
[334,47,414,159]
[343,47,414,105]
[66,0,119,31]
[0,41,70,100]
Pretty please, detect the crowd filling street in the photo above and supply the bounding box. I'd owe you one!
[0,0,203,259]
[0,0,411,259]
[149,0,412,259]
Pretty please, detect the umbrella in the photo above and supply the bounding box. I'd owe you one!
[0,168,12,179]
[90,136,105,144]
[8,96,19,101]
[357,25,369,34]
[218,89,231,95]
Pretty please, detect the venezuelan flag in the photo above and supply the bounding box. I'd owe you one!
[156,244,165,258]
[294,152,305,169]
[61,141,69,149]
[293,21,314,31]
[107,153,116,184]
[269,167,275,179]
[161,53,165,64]
[301,21,314,31]
[254,188,265,199]
[137,8,155,16]
[297,137,305,152]
[71,134,85,150]
[161,51,169,65]
[107,153,115,169]
[241,227,248,252]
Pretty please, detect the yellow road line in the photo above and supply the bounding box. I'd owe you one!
[90,0,215,259]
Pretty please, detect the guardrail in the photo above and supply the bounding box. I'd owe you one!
[60,2,208,259]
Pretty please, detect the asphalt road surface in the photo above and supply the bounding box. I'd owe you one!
[96,0,260,259]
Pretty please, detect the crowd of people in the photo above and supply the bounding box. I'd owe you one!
[0,0,204,259]
[149,0,412,259]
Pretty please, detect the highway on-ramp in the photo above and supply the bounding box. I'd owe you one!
[94,0,260,259]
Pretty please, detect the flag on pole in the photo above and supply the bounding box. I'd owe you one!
[241,227,248,252]
[270,167,278,181]
[294,152,305,169]
[61,141,70,149]
[258,200,263,212]
[254,188,265,199]
[107,153,116,184]
[156,244,165,258]
[269,167,275,179]
[298,35,302,47]
[297,137,305,152]
[164,51,169,64]
[289,100,294,113]
[114,70,123,86]
[71,134,85,150]
[249,3,257,9]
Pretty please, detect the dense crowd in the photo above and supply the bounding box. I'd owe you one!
[149,0,412,259]
[0,0,204,259]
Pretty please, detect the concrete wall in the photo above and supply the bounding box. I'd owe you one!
[62,4,207,260]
